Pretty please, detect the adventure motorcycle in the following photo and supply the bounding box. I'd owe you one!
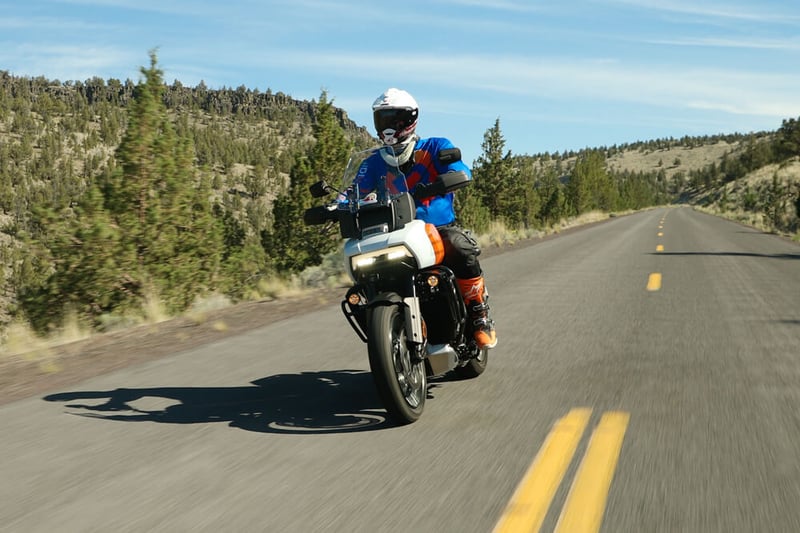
[303,146,489,424]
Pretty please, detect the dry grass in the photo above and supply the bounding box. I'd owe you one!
[142,288,170,324]
[0,270,335,357]
[475,210,618,250]
[0,314,89,371]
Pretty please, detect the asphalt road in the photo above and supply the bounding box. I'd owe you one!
[2,207,799,532]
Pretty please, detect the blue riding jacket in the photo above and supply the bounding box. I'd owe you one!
[354,137,471,227]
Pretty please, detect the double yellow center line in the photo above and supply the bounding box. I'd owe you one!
[494,409,630,533]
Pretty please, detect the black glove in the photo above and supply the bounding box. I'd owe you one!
[413,180,445,200]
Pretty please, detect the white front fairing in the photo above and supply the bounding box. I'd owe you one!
[344,219,436,281]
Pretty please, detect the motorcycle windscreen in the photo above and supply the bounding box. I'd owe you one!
[340,146,410,202]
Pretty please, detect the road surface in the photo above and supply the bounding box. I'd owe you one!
[1,207,799,532]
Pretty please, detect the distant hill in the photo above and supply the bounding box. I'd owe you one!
[514,129,798,229]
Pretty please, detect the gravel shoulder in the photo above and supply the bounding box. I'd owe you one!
[0,287,348,406]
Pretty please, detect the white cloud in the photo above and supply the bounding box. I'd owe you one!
[50,0,219,16]
[645,36,800,51]
[0,16,116,31]
[247,49,800,119]
[433,0,545,12]
[5,36,798,122]
[0,44,140,81]
[601,0,800,24]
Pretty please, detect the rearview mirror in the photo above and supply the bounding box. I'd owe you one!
[303,205,337,226]
[309,180,332,198]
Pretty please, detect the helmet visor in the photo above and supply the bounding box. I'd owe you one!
[373,108,417,135]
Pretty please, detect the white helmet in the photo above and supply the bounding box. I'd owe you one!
[372,88,419,147]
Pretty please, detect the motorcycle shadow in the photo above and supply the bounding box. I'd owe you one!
[43,370,442,434]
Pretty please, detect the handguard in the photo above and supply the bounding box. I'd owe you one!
[303,204,337,226]
[412,170,470,200]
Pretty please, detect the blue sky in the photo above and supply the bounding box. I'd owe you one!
[2,0,800,164]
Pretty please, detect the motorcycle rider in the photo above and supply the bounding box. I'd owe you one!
[354,88,497,349]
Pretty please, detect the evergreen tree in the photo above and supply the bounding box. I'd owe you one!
[41,186,125,328]
[566,150,615,214]
[1,68,376,334]
[472,119,515,222]
[776,117,800,160]
[455,183,491,234]
[213,203,269,299]
[763,173,787,231]
[537,165,565,226]
[794,187,800,220]
[515,159,542,228]
[25,52,224,329]
[221,235,269,300]
[263,91,351,273]
[103,51,222,311]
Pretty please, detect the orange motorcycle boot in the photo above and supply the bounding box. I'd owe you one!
[456,276,498,349]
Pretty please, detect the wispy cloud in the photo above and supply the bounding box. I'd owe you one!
[0,44,140,81]
[0,16,117,31]
[433,0,546,12]
[646,36,800,51]
[50,0,218,16]
[5,17,798,122]
[602,0,800,24]
[250,49,800,119]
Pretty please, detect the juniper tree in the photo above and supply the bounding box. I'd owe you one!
[263,91,351,273]
[28,52,224,329]
[471,118,515,222]
[776,117,800,160]
[104,51,222,311]
[566,150,616,215]
[455,182,491,234]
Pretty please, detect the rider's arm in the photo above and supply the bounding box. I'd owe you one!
[413,139,471,199]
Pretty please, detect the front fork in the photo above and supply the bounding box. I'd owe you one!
[402,295,424,346]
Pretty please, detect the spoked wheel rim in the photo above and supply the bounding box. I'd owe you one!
[390,315,426,409]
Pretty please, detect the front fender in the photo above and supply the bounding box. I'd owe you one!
[368,292,403,307]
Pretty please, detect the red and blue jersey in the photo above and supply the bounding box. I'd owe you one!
[354,137,471,227]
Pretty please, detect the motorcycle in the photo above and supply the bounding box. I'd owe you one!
[303,146,489,424]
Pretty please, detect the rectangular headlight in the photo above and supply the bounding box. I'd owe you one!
[354,256,377,268]
[351,245,412,271]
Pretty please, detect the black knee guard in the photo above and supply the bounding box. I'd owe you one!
[437,225,482,279]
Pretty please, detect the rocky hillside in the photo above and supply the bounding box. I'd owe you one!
[0,71,374,333]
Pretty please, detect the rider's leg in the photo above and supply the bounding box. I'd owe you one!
[456,275,497,349]
[438,225,498,349]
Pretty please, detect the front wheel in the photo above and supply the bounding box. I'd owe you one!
[367,303,426,424]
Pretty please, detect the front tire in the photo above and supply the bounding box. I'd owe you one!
[368,303,426,424]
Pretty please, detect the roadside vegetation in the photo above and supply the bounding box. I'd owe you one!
[1,52,799,354]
